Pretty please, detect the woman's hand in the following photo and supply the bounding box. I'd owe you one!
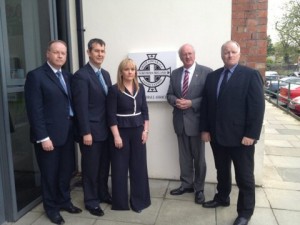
[142,130,148,144]
[114,136,123,149]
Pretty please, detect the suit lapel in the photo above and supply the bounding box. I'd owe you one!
[44,63,68,96]
[217,65,241,98]
[173,68,184,97]
[188,65,201,94]
[86,63,107,95]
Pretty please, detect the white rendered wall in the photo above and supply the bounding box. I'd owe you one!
[77,0,265,185]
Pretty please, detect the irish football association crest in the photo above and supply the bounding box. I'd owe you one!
[137,54,171,92]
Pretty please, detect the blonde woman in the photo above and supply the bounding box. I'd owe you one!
[107,58,151,213]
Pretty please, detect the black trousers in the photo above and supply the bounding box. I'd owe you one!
[110,126,151,211]
[210,141,255,219]
[35,120,75,216]
[80,139,110,208]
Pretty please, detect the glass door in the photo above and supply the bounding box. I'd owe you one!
[0,0,57,221]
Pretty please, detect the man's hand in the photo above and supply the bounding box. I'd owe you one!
[83,134,93,146]
[41,139,54,151]
[241,137,255,146]
[201,132,211,142]
[175,98,192,110]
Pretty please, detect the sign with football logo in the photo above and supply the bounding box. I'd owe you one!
[128,51,177,102]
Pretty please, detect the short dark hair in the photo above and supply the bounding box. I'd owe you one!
[87,38,106,51]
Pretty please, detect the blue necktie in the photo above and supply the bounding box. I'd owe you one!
[56,71,68,94]
[56,71,74,116]
[96,70,108,95]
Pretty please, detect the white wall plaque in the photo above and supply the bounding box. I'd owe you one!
[128,51,177,102]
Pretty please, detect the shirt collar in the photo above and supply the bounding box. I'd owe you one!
[89,61,101,73]
[224,64,238,74]
[47,61,61,74]
[184,62,196,74]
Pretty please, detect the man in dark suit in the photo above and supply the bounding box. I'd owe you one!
[200,40,265,225]
[71,38,112,216]
[167,44,212,204]
[25,40,82,225]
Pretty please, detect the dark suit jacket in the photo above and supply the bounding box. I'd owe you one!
[71,63,112,142]
[200,64,265,146]
[24,62,73,146]
[167,63,213,136]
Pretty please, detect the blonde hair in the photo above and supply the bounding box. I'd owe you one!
[117,58,139,92]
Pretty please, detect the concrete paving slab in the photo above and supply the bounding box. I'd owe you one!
[264,147,300,157]
[149,179,169,198]
[264,127,279,134]
[57,215,95,225]
[289,140,300,147]
[262,180,300,191]
[273,209,300,225]
[249,207,278,225]
[255,188,270,208]
[264,140,293,148]
[155,199,215,225]
[216,205,237,225]
[265,124,286,129]
[11,212,42,225]
[30,214,95,225]
[277,168,300,183]
[283,125,300,130]
[278,129,300,135]
[262,165,283,182]
[268,156,300,168]
[265,134,300,141]
[264,188,300,211]
[216,206,277,225]
[101,198,162,225]
[94,220,145,225]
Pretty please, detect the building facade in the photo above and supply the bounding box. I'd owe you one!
[0,0,267,223]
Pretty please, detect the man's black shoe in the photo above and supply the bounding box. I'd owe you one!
[61,205,82,214]
[170,186,194,195]
[86,207,104,216]
[48,213,65,225]
[202,199,230,208]
[233,216,250,225]
[195,191,205,204]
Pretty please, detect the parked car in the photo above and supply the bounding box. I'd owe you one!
[265,77,300,97]
[288,71,300,77]
[278,84,300,105]
[288,96,300,115]
[265,71,279,87]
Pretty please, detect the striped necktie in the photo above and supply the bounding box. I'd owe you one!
[182,70,189,97]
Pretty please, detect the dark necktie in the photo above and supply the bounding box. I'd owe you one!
[56,71,74,116]
[96,70,108,95]
[219,69,229,96]
[182,70,189,97]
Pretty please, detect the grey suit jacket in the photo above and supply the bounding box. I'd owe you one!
[167,63,213,136]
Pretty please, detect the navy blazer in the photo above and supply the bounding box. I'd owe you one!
[71,63,112,142]
[200,64,265,147]
[107,83,149,128]
[25,63,73,146]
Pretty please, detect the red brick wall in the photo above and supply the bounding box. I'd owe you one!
[231,0,268,76]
